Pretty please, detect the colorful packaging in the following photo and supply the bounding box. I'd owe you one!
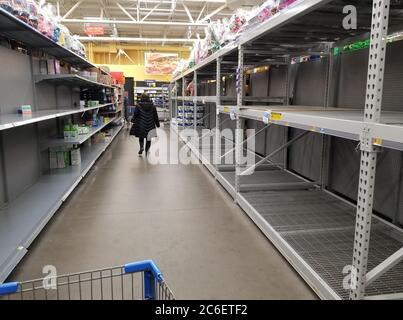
[0,0,13,13]
[26,0,38,28]
[12,0,29,23]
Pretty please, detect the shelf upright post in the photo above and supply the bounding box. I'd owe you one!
[350,0,390,300]
[193,71,198,134]
[182,77,185,131]
[215,57,222,175]
[283,55,292,169]
[235,44,244,200]
[285,55,291,105]
[320,46,333,189]
[174,81,178,122]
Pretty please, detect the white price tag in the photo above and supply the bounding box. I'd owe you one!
[262,111,270,124]
[230,108,236,121]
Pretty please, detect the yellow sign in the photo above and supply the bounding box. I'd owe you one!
[270,112,283,121]
[223,107,230,113]
[373,137,382,146]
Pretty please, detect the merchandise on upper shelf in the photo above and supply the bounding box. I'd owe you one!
[0,0,87,58]
[172,0,298,77]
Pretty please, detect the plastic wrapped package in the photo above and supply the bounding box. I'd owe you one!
[37,5,53,38]
[69,37,86,57]
[60,25,74,50]
[198,39,209,63]
[0,0,13,13]
[279,0,297,10]
[186,81,194,96]
[58,24,67,46]
[51,19,60,42]
[26,0,38,28]
[45,16,54,38]
[78,41,86,57]
[205,23,221,54]
[13,0,29,23]
[219,18,236,46]
[228,9,248,35]
[37,7,47,35]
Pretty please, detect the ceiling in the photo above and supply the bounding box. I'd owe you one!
[48,0,263,45]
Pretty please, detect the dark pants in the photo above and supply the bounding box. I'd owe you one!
[139,138,151,151]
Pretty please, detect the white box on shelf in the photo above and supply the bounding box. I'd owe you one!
[70,148,81,166]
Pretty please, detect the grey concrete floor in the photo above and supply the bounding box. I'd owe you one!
[9,125,316,299]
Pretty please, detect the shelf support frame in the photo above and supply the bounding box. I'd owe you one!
[235,45,244,199]
[193,71,198,133]
[350,0,391,300]
[215,57,222,172]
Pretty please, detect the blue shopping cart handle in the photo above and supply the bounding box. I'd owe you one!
[0,282,19,296]
[124,260,163,282]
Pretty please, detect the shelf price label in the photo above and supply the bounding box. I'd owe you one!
[373,137,383,146]
[270,112,283,121]
[230,107,236,121]
[262,111,270,124]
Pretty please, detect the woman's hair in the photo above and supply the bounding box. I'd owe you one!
[140,93,150,102]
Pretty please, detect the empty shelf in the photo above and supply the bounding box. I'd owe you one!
[0,124,123,282]
[34,74,113,89]
[0,103,114,131]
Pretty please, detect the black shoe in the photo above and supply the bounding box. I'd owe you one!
[138,148,144,156]
[145,149,150,156]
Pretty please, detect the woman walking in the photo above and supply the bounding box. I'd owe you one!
[130,93,160,156]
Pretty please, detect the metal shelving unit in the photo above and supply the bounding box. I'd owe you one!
[170,0,403,300]
[0,124,123,282]
[44,116,120,148]
[0,12,124,283]
[34,74,113,89]
[0,103,114,131]
[0,8,94,69]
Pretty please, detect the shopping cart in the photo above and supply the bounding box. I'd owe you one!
[0,260,175,300]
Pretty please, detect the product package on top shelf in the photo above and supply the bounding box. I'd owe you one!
[26,0,38,28]
[12,0,29,23]
[0,0,13,13]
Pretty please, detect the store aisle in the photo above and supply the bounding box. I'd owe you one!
[8,125,316,299]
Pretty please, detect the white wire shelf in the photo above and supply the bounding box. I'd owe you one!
[0,103,114,131]
[172,123,403,300]
[0,124,123,282]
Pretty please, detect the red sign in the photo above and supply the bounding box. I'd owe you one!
[84,24,104,36]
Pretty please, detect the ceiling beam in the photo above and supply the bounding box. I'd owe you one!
[116,2,137,21]
[62,0,84,19]
[182,3,194,23]
[141,3,161,22]
[196,3,207,23]
[77,36,197,43]
[62,18,208,27]
[201,4,227,22]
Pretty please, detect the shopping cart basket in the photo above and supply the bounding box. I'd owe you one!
[0,259,174,300]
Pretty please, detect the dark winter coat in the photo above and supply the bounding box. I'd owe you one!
[130,99,160,139]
